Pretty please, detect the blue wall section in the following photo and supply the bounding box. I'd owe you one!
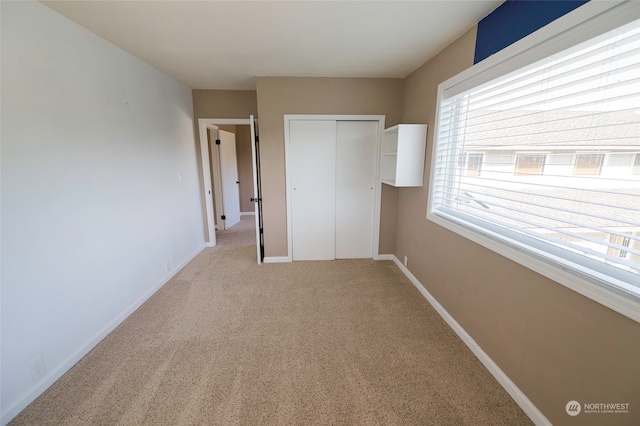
[474,0,589,64]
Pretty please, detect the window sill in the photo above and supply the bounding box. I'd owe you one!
[426,210,640,324]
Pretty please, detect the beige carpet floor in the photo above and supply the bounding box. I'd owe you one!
[12,217,532,425]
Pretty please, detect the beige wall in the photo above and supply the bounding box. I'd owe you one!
[398,27,640,425]
[192,90,258,239]
[255,77,405,257]
[193,89,258,119]
[378,184,398,255]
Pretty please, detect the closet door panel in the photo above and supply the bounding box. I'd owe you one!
[335,121,377,259]
[290,120,337,260]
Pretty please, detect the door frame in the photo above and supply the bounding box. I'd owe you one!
[198,118,252,248]
[284,114,386,262]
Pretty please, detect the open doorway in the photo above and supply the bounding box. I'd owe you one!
[198,117,264,264]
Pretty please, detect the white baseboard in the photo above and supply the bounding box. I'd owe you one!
[1,245,206,426]
[389,255,550,426]
[263,256,291,263]
[240,212,256,216]
[375,254,395,261]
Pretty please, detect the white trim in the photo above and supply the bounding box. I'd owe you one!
[263,256,291,264]
[427,0,640,324]
[375,254,395,261]
[240,212,256,216]
[284,114,385,262]
[389,255,551,426]
[198,119,218,248]
[1,245,206,425]
[202,118,252,125]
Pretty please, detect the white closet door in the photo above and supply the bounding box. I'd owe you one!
[290,120,337,260]
[336,121,378,259]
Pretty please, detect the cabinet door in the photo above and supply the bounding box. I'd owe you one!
[336,121,378,259]
[290,120,337,260]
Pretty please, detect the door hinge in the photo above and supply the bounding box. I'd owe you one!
[221,215,226,220]
[255,136,259,143]
[215,139,221,145]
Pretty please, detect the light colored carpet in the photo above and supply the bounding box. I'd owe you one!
[12,216,532,425]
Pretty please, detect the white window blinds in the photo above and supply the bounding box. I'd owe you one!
[431,17,640,297]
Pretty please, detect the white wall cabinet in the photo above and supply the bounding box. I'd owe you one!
[380,124,427,187]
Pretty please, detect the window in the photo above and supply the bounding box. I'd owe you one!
[574,153,605,175]
[620,233,631,259]
[515,153,546,176]
[607,232,632,259]
[466,153,484,176]
[429,2,640,323]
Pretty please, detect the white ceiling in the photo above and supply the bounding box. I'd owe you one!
[42,0,504,90]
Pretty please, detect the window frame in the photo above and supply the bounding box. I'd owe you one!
[633,153,640,176]
[427,0,640,324]
[465,152,484,176]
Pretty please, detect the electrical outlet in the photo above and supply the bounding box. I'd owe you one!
[29,355,46,382]
[164,262,170,274]
[404,256,408,267]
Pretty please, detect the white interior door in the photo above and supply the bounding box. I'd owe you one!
[290,120,337,260]
[218,129,241,229]
[209,130,223,231]
[335,121,378,258]
[203,127,220,238]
